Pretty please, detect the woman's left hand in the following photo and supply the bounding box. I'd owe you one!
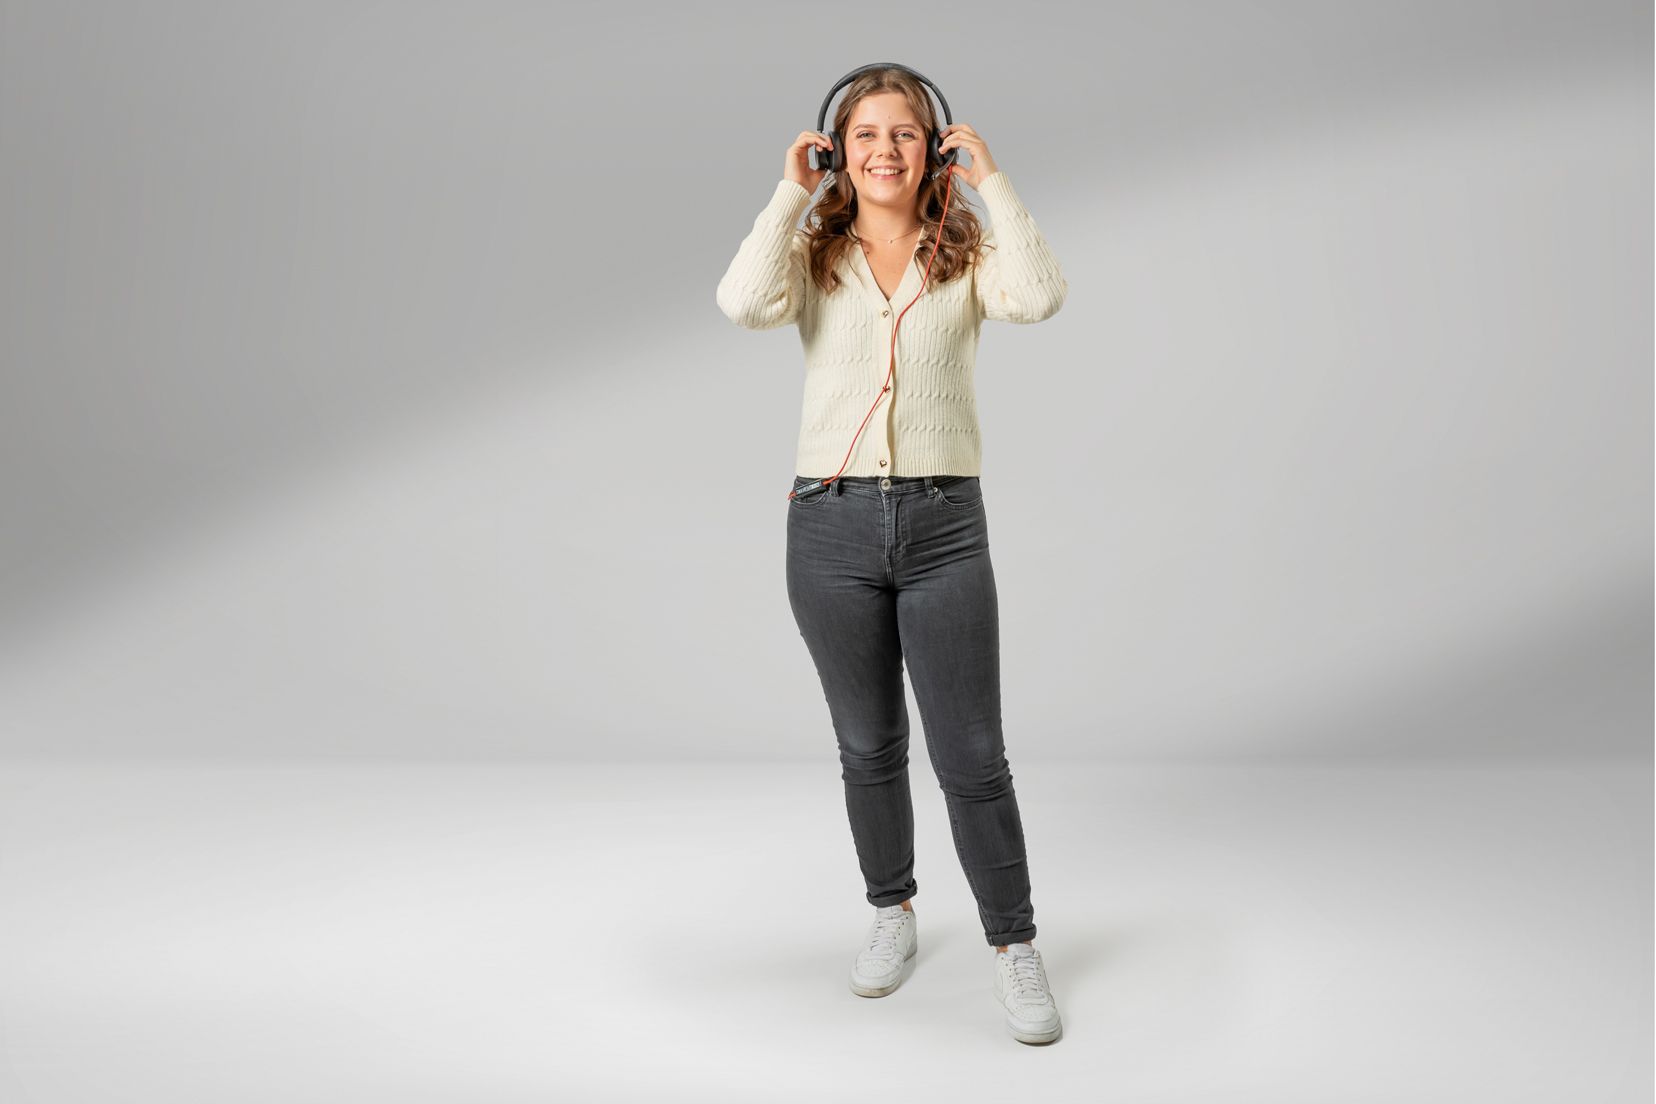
[938,123,999,189]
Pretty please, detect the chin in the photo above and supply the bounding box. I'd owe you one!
[856,173,922,195]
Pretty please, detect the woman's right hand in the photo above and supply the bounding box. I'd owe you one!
[785,131,833,193]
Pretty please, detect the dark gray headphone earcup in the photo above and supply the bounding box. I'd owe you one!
[929,136,958,179]
[809,131,845,173]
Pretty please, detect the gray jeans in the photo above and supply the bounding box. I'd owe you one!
[784,473,1037,947]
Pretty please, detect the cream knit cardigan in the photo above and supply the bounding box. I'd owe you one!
[716,171,1067,478]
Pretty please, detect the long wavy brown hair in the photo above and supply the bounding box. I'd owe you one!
[803,68,988,296]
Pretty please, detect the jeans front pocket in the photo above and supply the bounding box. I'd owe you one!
[790,478,831,507]
[933,476,983,510]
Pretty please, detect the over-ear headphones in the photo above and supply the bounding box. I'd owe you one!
[808,62,959,178]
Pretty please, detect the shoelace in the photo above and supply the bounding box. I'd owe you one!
[863,913,907,960]
[1005,953,1048,1004]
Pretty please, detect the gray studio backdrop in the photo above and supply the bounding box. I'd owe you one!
[0,1,1648,763]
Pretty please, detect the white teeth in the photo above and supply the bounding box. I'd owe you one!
[870,169,902,176]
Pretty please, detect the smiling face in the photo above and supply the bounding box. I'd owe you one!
[844,91,928,209]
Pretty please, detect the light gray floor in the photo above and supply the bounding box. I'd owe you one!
[0,758,1647,1103]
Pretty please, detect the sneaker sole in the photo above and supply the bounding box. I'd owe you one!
[848,942,917,998]
[1009,1019,1062,1045]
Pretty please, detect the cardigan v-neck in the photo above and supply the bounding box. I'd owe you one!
[852,239,923,309]
[716,170,1067,479]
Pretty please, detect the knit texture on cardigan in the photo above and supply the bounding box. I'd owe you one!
[716,170,1066,478]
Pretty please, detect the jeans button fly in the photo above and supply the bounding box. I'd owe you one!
[879,477,891,490]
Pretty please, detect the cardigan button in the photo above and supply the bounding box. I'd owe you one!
[881,309,889,316]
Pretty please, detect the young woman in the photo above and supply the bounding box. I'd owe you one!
[716,67,1068,1045]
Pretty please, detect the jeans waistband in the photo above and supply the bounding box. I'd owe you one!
[795,474,978,497]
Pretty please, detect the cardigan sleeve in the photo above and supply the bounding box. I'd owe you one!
[971,171,1068,324]
[716,179,814,330]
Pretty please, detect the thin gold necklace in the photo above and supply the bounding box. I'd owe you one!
[854,223,924,247]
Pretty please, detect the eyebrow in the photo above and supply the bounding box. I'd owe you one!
[849,122,922,130]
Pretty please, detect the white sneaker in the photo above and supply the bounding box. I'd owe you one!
[994,942,1062,1044]
[848,904,917,997]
